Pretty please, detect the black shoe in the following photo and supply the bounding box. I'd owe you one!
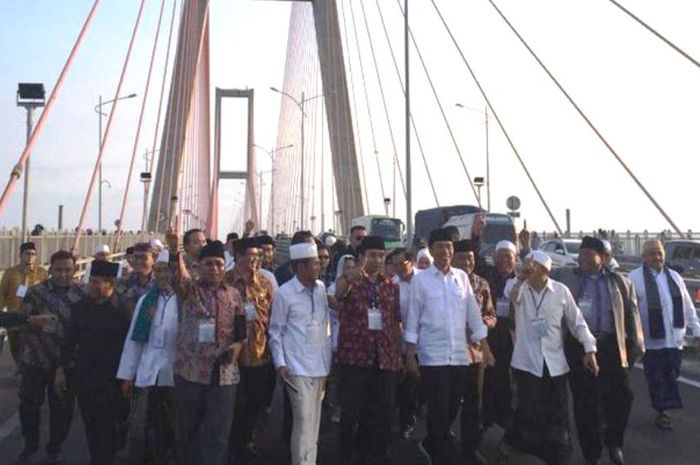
[656,411,673,430]
[608,447,626,465]
[585,460,599,465]
[463,450,486,465]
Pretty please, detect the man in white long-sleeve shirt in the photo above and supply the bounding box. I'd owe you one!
[117,250,179,464]
[499,250,598,465]
[269,242,332,465]
[629,239,700,430]
[404,228,488,465]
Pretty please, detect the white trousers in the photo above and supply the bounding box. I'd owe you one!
[287,375,326,465]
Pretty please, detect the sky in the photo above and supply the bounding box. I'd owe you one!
[0,0,699,239]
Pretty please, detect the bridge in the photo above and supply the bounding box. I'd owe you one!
[1,0,700,463]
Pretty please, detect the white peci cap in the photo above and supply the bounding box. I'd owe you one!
[495,240,517,254]
[530,250,552,272]
[289,243,318,260]
[156,249,170,263]
[94,244,110,255]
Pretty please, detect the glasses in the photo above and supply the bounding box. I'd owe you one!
[353,235,365,241]
[319,255,331,260]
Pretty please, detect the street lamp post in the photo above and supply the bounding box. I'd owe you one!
[270,87,322,231]
[254,143,292,234]
[16,83,46,241]
[456,103,491,211]
[95,93,137,232]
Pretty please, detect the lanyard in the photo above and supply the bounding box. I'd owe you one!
[370,282,378,308]
[528,287,548,317]
[304,286,318,322]
[159,292,174,324]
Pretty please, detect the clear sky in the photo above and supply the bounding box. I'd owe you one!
[1,0,698,238]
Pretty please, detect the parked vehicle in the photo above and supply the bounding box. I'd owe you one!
[664,240,700,278]
[350,215,404,249]
[538,238,582,267]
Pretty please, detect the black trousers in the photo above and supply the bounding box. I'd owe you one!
[482,318,513,429]
[18,365,75,454]
[78,385,130,465]
[504,367,571,465]
[420,365,479,465]
[566,335,633,462]
[229,364,276,460]
[338,365,397,465]
[397,372,421,427]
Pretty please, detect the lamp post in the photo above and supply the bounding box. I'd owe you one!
[254,143,293,234]
[16,83,46,241]
[140,148,158,233]
[270,87,323,230]
[95,93,137,232]
[456,103,490,211]
[473,177,485,206]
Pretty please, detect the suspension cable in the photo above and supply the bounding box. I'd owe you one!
[339,0,370,213]
[487,0,682,235]
[359,0,406,200]
[429,0,562,235]
[72,0,148,253]
[114,0,168,250]
[395,0,481,207]
[608,0,700,70]
[0,0,102,218]
[144,0,178,232]
[349,0,387,209]
[374,0,440,206]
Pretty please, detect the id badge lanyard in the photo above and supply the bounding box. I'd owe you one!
[368,283,383,331]
[528,288,549,339]
[198,292,217,344]
[305,287,323,345]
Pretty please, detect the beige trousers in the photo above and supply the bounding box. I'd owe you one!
[287,375,326,465]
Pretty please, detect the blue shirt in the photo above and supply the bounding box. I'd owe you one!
[578,271,614,335]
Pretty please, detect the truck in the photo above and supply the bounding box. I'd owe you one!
[350,215,404,249]
[442,212,517,257]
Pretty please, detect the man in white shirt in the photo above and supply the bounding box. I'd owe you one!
[629,239,700,430]
[390,248,421,439]
[404,229,488,465]
[224,232,238,271]
[269,242,332,465]
[117,250,179,464]
[498,250,598,465]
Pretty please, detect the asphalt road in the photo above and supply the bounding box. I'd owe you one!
[1,347,700,465]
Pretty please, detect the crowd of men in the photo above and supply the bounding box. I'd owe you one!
[0,217,698,465]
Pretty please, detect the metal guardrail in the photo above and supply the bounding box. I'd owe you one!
[0,231,163,271]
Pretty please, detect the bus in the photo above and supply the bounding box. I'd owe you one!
[350,215,404,249]
[413,205,482,242]
[442,212,516,256]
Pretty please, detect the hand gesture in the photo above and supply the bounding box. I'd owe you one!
[584,352,599,377]
[519,228,531,250]
[473,214,486,237]
[121,380,134,399]
[166,216,180,251]
[244,219,255,234]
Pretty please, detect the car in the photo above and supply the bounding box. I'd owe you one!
[538,238,582,268]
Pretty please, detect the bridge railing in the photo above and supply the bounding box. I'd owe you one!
[0,229,162,271]
[537,230,700,258]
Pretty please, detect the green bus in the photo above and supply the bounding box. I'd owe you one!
[350,215,404,249]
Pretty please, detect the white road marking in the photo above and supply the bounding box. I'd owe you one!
[633,362,700,389]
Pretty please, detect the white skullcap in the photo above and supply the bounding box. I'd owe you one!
[495,240,517,254]
[601,239,612,254]
[325,235,337,247]
[156,249,170,263]
[289,243,318,260]
[416,248,433,263]
[530,250,552,272]
[94,244,110,255]
[150,238,164,249]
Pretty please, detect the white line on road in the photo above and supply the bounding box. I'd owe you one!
[0,412,19,443]
[634,363,700,389]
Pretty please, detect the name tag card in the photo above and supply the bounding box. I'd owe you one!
[198,319,216,343]
[244,302,257,323]
[306,321,323,346]
[152,326,166,348]
[531,318,547,339]
[496,298,510,317]
[368,307,383,331]
[15,285,28,299]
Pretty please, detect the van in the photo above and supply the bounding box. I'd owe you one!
[442,212,516,256]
